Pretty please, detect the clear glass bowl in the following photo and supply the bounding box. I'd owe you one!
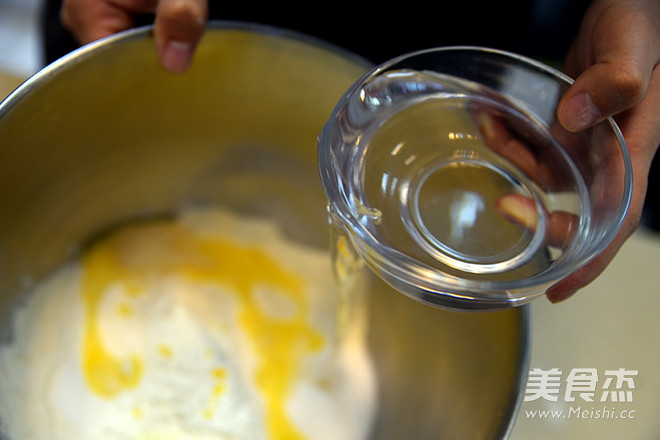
[318,46,633,311]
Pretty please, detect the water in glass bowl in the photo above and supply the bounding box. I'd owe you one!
[340,69,591,284]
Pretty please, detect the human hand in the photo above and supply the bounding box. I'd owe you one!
[60,0,208,74]
[498,0,660,303]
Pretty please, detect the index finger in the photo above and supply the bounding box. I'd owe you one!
[61,0,158,44]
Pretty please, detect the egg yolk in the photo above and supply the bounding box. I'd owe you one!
[81,220,324,439]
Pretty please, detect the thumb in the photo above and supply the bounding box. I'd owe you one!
[153,0,208,74]
[557,57,651,133]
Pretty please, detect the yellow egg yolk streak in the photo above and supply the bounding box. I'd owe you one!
[81,220,325,440]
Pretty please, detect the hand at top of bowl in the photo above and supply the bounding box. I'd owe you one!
[60,0,208,74]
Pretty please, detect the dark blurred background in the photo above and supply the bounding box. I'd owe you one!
[43,0,589,65]
[36,0,660,233]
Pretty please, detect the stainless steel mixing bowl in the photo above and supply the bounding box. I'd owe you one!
[0,22,529,439]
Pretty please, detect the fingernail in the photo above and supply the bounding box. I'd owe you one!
[495,194,538,231]
[561,92,600,132]
[162,40,192,74]
[477,112,496,139]
[546,287,577,304]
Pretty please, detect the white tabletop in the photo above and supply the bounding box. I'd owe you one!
[510,228,660,439]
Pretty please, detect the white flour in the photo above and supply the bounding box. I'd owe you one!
[0,209,377,440]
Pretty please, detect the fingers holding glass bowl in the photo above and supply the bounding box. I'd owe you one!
[473,106,631,304]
